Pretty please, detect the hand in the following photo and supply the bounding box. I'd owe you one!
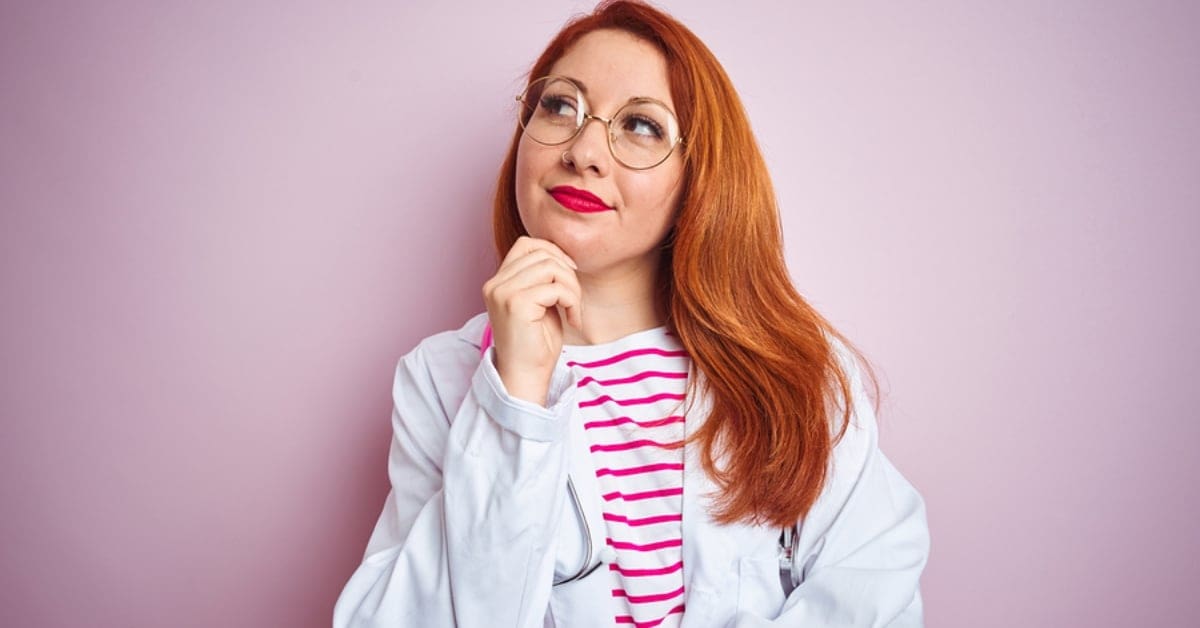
[482,237,583,406]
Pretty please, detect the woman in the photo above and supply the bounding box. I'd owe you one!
[334,1,928,626]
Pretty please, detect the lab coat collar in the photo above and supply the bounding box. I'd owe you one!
[455,312,490,349]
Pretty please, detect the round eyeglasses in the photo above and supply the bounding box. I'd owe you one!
[516,75,685,170]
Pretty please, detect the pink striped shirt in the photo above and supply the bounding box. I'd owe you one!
[565,327,690,628]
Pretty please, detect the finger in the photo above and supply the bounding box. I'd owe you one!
[486,263,578,316]
[563,300,583,330]
[509,253,582,327]
[504,236,578,270]
[506,257,582,296]
[485,251,565,304]
[507,282,582,321]
[489,277,581,327]
[492,250,574,287]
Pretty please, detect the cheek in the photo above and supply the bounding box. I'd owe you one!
[514,140,549,211]
[631,167,685,228]
[514,142,531,191]
[513,145,533,222]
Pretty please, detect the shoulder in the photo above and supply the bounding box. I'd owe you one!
[393,312,490,403]
[401,311,490,372]
[825,333,875,424]
[822,333,881,475]
[405,311,489,362]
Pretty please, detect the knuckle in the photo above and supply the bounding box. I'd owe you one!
[492,286,511,306]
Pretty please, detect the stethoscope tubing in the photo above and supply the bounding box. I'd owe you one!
[553,477,602,586]
[551,476,799,589]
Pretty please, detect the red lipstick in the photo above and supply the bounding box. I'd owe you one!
[549,186,612,213]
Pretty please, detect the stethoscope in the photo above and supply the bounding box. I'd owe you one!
[551,474,802,591]
[552,477,603,585]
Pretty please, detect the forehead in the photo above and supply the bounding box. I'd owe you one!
[546,29,674,110]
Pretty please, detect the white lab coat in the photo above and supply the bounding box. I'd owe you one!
[334,313,929,627]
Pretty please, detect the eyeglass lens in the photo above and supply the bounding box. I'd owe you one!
[518,77,680,169]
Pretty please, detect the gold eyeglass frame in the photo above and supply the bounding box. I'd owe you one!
[515,75,686,171]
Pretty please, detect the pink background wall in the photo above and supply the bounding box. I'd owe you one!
[2,1,1197,626]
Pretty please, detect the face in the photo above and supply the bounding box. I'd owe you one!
[514,29,685,278]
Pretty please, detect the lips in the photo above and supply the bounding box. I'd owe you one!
[548,186,612,213]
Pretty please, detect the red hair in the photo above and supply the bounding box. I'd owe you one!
[492,0,878,527]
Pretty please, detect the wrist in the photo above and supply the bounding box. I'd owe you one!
[494,359,554,407]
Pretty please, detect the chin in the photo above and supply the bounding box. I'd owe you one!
[521,214,595,255]
[538,232,595,263]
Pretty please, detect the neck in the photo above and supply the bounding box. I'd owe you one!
[561,258,666,346]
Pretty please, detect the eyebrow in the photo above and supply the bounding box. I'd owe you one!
[564,75,590,95]
[559,75,668,106]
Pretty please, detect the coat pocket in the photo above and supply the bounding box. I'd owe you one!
[736,556,787,618]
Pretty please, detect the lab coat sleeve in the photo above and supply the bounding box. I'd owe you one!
[735,350,930,628]
[333,335,578,628]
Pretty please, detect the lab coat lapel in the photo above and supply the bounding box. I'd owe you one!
[679,387,740,625]
[566,394,608,572]
[546,385,614,626]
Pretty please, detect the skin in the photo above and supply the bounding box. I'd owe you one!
[482,29,686,405]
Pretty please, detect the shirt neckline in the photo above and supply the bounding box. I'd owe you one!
[561,325,677,359]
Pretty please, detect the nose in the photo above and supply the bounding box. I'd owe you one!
[563,114,612,176]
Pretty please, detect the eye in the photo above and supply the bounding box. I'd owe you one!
[622,114,664,140]
[539,94,578,118]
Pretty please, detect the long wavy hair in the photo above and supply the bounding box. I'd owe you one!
[492,0,878,527]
